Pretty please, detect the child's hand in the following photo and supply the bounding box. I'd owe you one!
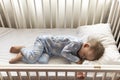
[76,60,83,64]
[76,72,85,79]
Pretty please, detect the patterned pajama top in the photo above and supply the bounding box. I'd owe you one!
[38,35,83,62]
[21,35,83,63]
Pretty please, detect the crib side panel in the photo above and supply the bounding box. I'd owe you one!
[107,0,120,52]
[0,0,112,28]
[0,65,120,80]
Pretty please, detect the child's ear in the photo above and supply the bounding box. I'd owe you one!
[83,43,90,48]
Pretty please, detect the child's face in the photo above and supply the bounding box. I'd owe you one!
[79,43,95,61]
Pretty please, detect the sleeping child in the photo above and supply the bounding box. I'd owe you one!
[9,35,104,78]
[9,35,104,64]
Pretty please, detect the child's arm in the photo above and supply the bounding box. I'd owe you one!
[61,42,82,63]
[76,58,85,64]
[76,60,84,64]
[76,60,85,79]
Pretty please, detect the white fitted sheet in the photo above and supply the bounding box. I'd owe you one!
[0,28,78,64]
[0,27,119,65]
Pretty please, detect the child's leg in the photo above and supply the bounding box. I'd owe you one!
[10,46,25,53]
[9,52,23,64]
[38,53,50,64]
[21,38,44,64]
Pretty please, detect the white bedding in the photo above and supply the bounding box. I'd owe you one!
[77,24,120,65]
[0,24,120,65]
[0,28,77,64]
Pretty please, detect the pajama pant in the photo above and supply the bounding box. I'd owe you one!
[20,37,49,64]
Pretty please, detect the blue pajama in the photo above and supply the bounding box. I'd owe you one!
[20,35,83,64]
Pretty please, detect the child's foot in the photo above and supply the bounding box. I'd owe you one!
[10,46,24,53]
[9,53,23,64]
[76,72,85,79]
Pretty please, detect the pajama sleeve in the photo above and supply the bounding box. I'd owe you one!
[61,42,81,62]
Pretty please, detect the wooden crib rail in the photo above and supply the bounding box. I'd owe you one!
[0,65,120,71]
[0,65,120,80]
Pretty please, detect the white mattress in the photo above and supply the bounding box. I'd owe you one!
[0,28,77,64]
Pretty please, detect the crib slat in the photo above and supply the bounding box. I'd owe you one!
[118,43,120,52]
[74,71,77,80]
[0,0,12,28]
[112,72,117,80]
[78,0,82,26]
[41,0,46,28]
[85,0,90,25]
[111,1,118,29]
[10,0,19,29]
[26,0,32,28]
[17,0,23,28]
[55,71,57,80]
[100,0,106,23]
[18,0,26,28]
[49,0,52,28]
[15,0,21,28]
[92,0,98,24]
[116,31,120,46]
[6,71,13,80]
[26,71,31,80]
[0,14,5,28]
[64,0,67,28]
[34,0,38,28]
[114,17,120,39]
[36,71,40,80]
[112,2,119,34]
[93,72,97,80]
[107,0,115,23]
[46,71,49,80]
[84,72,87,80]
[17,71,22,80]
[33,0,37,27]
[9,1,14,28]
[102,72,107,80]
[0,72,4,80]
[71,0,74,28]
[56,0,59,28]
[65,71,67,80]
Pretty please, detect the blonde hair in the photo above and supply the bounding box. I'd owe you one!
[87,39,105,60]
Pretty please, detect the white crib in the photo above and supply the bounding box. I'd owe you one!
[0,0,120,80]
